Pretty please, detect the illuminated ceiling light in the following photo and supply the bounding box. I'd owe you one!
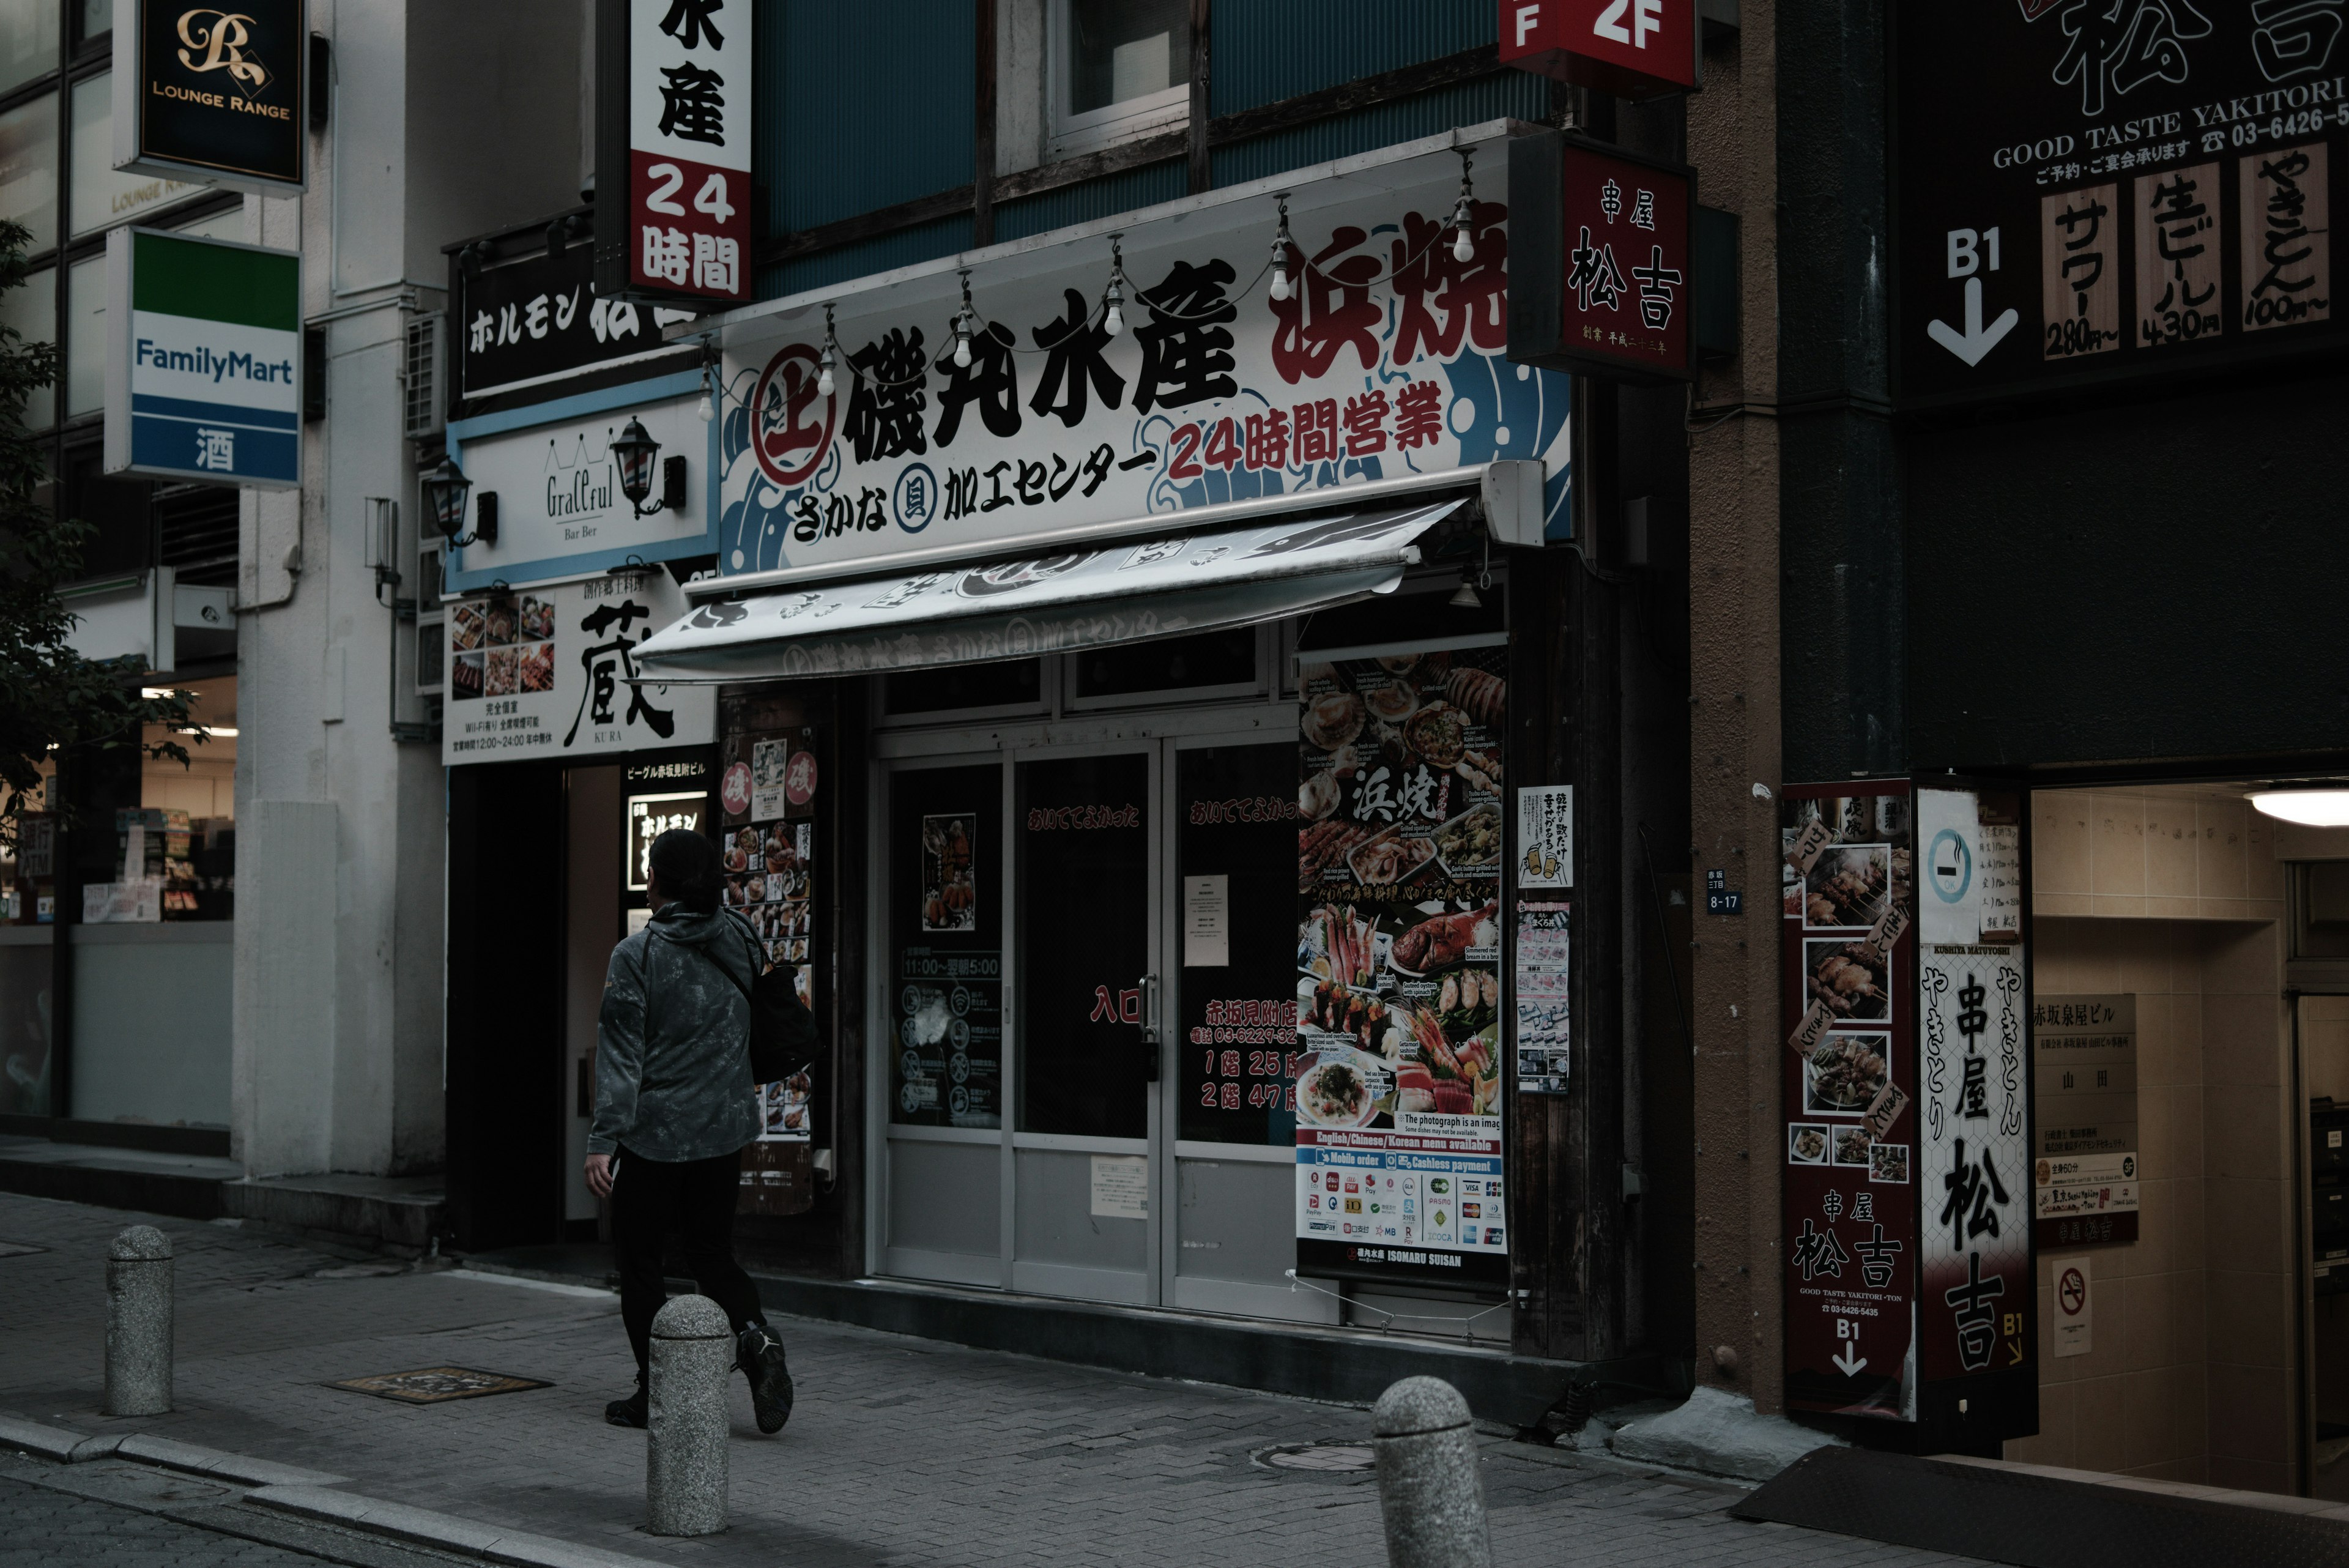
[1267,196,1294,303]
[2250,790,2349,827]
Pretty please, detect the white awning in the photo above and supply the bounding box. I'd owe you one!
[633,499,1463,683]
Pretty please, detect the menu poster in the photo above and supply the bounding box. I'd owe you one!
[1294,645,1507,1289]
[1514,903,1571,1094]
[921,813,978,932]
[2032,993,2140,1248]
[1781,786,1920,1421]
[722,725,822,1216]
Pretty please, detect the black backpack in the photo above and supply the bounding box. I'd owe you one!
[720,912,818,1084]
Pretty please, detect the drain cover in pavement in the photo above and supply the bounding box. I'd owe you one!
[327,1367,552,1403]
[0,1240,48,1258]
[1258,1443,1376,1472]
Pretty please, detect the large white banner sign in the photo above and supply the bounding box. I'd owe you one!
[718,160,1572,578]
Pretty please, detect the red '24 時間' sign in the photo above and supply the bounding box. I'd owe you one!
[623,0,752,305]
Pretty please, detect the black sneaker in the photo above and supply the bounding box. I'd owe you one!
[737,1323,793,1433]
[604,1375,647,1429]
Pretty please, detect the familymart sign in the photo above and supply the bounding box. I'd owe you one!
[105,226,301,489]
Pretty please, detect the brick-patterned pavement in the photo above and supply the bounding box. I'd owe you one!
[0,1192,1989,1567]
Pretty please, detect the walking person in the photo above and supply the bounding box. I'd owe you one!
[584,827,798,1433]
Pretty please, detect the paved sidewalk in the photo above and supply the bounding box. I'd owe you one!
[0,1192,1987,1567]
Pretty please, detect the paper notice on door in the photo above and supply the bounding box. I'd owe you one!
[1183,874,1229,967]
[1089,1154,1149,1219]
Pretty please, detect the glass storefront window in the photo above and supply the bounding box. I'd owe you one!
[1176,743,1301,1145]
[0,938,54,1117]
[71,72,206,236]
[883,660,1042,718]
[78,0,111,43]
[0,6,60,98]
[64,250,98,416]
[1015,752,1150,1137]
[0,262,56,429]
[1072,628,1255,701]
[0,94,59,255]
[888,764,1003,1128]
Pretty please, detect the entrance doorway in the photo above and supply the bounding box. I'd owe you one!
[876,721,1332,1324]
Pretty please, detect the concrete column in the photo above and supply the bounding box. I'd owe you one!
[646,1294,730,1536]
[1371,1376,1492,1568]
[103,1225,173,1416]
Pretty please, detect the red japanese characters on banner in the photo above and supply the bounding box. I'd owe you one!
[601,0,753,307]
[1498,0,1700,99]
[1551,141,1693,381]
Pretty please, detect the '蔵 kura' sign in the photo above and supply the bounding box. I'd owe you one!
[1497,0,1699,99]
[1507,130,1694,383]
[595,0,754,309]
[113,0,307,193]
[1894,6,2349,407]
[103,227,301,489]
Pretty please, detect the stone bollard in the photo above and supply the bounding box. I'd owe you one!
[646,1294,730,1536]
[1371,1375,1493,1568]
[104,1225,174,1417]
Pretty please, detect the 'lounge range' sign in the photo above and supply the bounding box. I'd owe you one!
[114,0,308,194]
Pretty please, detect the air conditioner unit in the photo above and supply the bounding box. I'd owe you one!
[403,313,446,440]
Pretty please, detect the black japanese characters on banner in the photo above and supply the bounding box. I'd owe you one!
[1894,6,2347,406]
[442,572,715,765]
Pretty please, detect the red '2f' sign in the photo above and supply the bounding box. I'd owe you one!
[1497,0,1699,98]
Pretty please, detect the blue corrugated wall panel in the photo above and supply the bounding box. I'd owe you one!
[993,161,1189,242]
[761,1,975,241]
[760,214,976,300]
[1209,0,1497,115]
[1210,74,1549,189]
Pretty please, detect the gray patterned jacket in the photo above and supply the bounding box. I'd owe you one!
[588,903,763,1162]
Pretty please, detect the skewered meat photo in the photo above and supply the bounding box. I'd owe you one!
[1802,843,1891,930]
[1297,820,1375,891]
[1803,939,1890,1022]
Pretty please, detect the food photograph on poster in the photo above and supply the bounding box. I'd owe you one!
[1293,645,1508,1289]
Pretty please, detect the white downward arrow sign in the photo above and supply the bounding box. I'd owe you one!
[1926,277,2019,367]
[1832,1342,1868,1377]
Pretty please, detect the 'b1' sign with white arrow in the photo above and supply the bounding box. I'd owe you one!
[1925,226,2019,368]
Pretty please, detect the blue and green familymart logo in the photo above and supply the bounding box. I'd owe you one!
[111,229,301,488]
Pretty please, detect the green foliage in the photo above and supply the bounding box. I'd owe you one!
[0,218,199,853]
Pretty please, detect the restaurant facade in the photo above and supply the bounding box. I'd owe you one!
[417,1,1720,1409]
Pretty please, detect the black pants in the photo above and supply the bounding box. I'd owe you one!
[610,1145,768,1376]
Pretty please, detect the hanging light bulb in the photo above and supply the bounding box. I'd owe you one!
[696,361,714,423]
[952,271,976,368]
[1450,151,1478,264]
[1100,234,1127,337]
[816,303,840,398]
[1267,196,1294,303]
